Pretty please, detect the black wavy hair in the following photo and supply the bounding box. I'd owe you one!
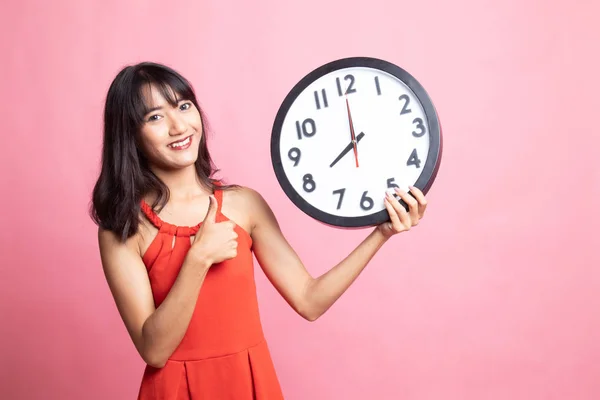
[89,61,233,242]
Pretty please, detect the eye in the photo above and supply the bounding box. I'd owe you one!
[147,114,162,122]
[180,102,192,111]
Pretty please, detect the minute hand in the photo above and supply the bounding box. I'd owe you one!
[329,132,365,168]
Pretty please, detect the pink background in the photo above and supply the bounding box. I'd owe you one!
[2,1,599,399]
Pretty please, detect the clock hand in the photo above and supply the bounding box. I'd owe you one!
[345,97,359,168]
[329,132,365,168]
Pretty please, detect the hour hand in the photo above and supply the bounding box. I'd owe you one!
[329,132,365,168]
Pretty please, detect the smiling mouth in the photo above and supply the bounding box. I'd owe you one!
[168,135,192,149]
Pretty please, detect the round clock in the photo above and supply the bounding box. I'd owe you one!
[270,56,443,228]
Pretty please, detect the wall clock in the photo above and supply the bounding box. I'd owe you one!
[270,56,442,228]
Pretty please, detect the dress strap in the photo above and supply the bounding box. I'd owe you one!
[139,199,201,237]
[140,200,163,229]
[213,187,223,214]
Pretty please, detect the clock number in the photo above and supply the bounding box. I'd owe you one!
[387,178,401,200]
[399,94,412,115]
[374,76,382,95]
[407,149,422,168]
[336,74,357,96]
[412,117,426,137]
[332,188,345,210]
[296,118,316,140]
[360,191,374,211]
[314,89,329,110]
[288,147,301,166]
[303,174,316,193]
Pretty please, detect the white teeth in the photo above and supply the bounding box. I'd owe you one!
[170,137,190,148]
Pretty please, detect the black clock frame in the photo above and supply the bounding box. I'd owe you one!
[270,56,443,228]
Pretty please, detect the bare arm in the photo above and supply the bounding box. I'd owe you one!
[300,228,389,320]
[98,228,210,368]
[249,186,427,321]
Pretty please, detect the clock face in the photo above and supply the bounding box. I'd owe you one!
[271,57,442,228]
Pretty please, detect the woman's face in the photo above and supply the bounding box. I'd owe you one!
[137,84,203,171]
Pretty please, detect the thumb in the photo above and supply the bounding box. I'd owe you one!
[204,195,218,224]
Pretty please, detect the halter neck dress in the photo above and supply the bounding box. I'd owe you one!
[136,187,284,399]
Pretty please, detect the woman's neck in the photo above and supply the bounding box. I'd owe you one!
[150,164,210,202]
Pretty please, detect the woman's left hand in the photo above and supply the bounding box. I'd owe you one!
[377,186,428,238]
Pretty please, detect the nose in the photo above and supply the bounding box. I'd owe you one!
[169,113,187,136]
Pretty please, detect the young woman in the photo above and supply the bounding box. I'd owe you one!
[91,62,428,399]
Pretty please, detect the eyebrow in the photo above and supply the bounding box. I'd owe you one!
[145,105,164,114]
[144,98,187,115]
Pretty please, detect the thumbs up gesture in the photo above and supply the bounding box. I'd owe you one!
[189,195,238,266]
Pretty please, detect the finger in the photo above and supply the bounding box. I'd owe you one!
[408,186,428,217]
[229,240,238,257]
[226,227,238,241]
[384,195,405,232]
[394,188,419,225]
[396,199,412,228]
[204,195,218,224]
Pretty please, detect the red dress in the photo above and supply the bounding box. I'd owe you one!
[136,187,284,399]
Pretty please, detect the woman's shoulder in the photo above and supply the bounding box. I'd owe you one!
[220,185,273,232]
[222,184,265,204]
[98,224,145,258]
[222,184,275,212]
[97,221,150,260]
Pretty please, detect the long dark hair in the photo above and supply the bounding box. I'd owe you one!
[90,61,234,242]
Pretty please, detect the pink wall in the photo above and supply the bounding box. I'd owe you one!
[2,1,599,399]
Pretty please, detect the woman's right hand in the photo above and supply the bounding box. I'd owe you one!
[189,195,238,266]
